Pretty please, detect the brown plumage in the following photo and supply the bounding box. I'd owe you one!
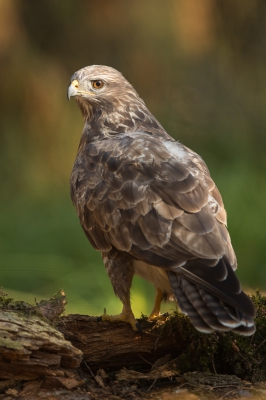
[68,65,255,335]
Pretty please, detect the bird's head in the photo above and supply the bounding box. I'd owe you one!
[67,65,144,121]
[68,65,165,136]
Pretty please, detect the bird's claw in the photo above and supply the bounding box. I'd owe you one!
[98,308,141,333]
[149,312,169,321]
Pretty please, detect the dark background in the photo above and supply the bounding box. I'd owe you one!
[1,0,265,316]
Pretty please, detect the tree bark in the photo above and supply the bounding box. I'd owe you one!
[0,290,265,399]
[57,314,189,371]
[0,309,82,381]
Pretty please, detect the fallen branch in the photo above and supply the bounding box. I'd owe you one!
[56,290,266,383]
[0,289,265,399]
[57,313,189,371]
[0,291,82,381]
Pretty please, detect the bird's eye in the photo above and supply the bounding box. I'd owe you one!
[92,80,104,89]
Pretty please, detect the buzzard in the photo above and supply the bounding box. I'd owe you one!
[68,65,255,335]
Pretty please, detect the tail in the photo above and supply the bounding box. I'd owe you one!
[168,256,256,336]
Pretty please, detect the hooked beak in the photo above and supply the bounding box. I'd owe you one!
[67,79,79,100]
[67,79,95,101]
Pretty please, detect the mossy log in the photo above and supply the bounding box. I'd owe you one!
[0,310,82,381]
[57,313,188,370]
[57,291,266,383]
[0,290,266,399]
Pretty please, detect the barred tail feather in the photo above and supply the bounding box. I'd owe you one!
[168,260,256,336]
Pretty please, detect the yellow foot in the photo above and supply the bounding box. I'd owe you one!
[100,308,141,332]
[148,287,165,321]
[149,312,169,321]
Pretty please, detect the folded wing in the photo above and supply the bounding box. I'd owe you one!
[71,131,255,334]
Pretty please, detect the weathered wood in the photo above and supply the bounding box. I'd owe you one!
[0,310,82,381]
[56,290,266,384]
[0,290,265,399]
[57,313,194,371]
[36,289,67,321]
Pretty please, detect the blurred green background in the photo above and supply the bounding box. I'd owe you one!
[1,0,265,317]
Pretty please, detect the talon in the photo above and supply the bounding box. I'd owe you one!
[149,313,168,321]
[149,312,160,319]
[162,312,169,317]
[100,306,139,331]
[135,321,142,335]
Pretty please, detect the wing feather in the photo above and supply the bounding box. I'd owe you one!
[71,133,232,263]
[153,200,184,220]
[70,132,255,329]
[177,204,215,234]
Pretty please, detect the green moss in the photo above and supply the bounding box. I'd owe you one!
[214,290,266,382]
[166,310,220,372]
[0,289,35,314]
[0,288,59,324]
[0,335,24,351]
[0,288,15,308]
[156,291,266,382]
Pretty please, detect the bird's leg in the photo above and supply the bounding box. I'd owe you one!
[149,287,164,319]
[101,302,139,331]
[101,249,141,332]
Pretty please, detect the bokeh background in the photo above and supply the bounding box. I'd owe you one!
[1,0,265,316]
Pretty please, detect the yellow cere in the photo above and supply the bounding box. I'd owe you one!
[71,79,79,88]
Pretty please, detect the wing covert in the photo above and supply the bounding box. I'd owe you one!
[70,132,233,267]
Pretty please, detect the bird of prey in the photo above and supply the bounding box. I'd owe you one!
[68,65,255,335]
